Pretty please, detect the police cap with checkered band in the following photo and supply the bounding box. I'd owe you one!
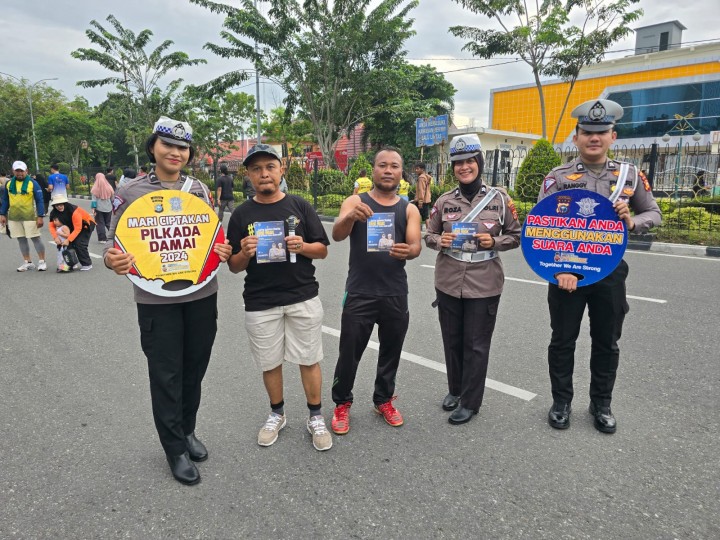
[572,99,624,132]
[449,134,482,162]
[153,116,193,147]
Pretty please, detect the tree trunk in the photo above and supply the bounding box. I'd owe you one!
[552,78,578,145]
[533,68,547,139]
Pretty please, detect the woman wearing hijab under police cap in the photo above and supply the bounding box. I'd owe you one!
[424,134,521,425]
[103,116,232,485]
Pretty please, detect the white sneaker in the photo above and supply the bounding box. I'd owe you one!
[80,265,93,271]
[307,415,333,451]
[37,260,47,271]
[17,261,35,272]
[258,412,286,447]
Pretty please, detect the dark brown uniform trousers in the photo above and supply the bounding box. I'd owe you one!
[547,260,629,407]
[332,294,409,406]
[436,290,500,412]
[136,293,218,456]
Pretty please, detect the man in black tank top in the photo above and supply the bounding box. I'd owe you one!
[329,147,422,436]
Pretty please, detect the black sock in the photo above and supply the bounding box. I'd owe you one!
[271,400,284,416]
[308,402,322,417]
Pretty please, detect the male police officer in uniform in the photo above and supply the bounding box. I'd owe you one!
[539,99,661,433]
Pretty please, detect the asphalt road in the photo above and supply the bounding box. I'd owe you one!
[1,202,719,539]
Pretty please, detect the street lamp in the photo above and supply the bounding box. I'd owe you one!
[0,72,58,173]
[662,113,702,199]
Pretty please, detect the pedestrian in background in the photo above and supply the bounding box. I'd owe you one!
[105,167,117,190]
[90,172,114,244]
[34,172,52,217]
[103,116,232,486]
[0,161,47,271]
[425,134,521,425]
[48,195,95,271]
[215,164,235,221]
[47,163,70,203]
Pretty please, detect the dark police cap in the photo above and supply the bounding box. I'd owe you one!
[243,143,282,166]
[153,116,193,147]
[572,99,624,132]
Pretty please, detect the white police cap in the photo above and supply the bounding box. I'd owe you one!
[153,116,193,147]
[572,99,623,132]
[449,134,482,162]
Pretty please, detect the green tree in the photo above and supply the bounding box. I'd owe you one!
[362,63,455,159]
[0,77,65,172]
[189,0,418,167]
[184,90,257,176]
[450,0,641,139]
[262,107,314,157]
[515,139,561,202]
[35,98,112,171]
[71,14,206,166]
[543,0,642,143]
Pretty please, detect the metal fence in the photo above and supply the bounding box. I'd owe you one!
[74,142,720,244]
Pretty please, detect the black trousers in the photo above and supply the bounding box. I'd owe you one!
[547,260,629,406]
[95,211,111,241]
[136,293,218,455]
[332,294,409,406]
[70,225,94,266]
[437,289,500,412]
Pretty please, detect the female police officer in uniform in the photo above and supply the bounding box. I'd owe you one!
[104,117,232,485]
[425,134,521,424]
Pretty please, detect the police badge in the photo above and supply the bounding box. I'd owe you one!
[151,195,164,213]
[169,196,183,212]
[556,195,571,214]
[576,197,600,217]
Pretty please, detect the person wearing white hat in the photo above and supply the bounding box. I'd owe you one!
[103,116,232,486]
[539,99,661,434]
[0,160,48,272]
[425,134,521,424]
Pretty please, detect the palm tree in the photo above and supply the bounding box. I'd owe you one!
[71,15,206,166]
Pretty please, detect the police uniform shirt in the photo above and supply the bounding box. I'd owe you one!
[104,172,218,305]
[539,157,661,233]
[425,185,521,298]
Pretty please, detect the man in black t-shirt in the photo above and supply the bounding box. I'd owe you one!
[227,143,332,452]
[215,164,235,220]
[330,147,422,436]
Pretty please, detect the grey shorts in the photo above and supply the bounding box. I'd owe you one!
[244,296,324,371]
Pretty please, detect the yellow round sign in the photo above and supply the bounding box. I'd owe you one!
[114,190,225,297]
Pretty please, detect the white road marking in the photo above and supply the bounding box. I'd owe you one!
[420,265,667,304]
[321,325,537,401]
[625,250,719,261]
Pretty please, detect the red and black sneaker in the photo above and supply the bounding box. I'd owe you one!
[331,402,352,435]
[374,396,404,427]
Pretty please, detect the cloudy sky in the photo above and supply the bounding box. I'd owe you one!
[2,0,716,129]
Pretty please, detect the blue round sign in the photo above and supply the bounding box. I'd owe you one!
[521,189,628,286]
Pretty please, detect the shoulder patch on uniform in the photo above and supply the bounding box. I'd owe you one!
[543,177,556,192]
[112,195,125,214]
[507,197,518,220]
[430,205,438,218]
[565,173,583,181]
[639,171,652,191]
